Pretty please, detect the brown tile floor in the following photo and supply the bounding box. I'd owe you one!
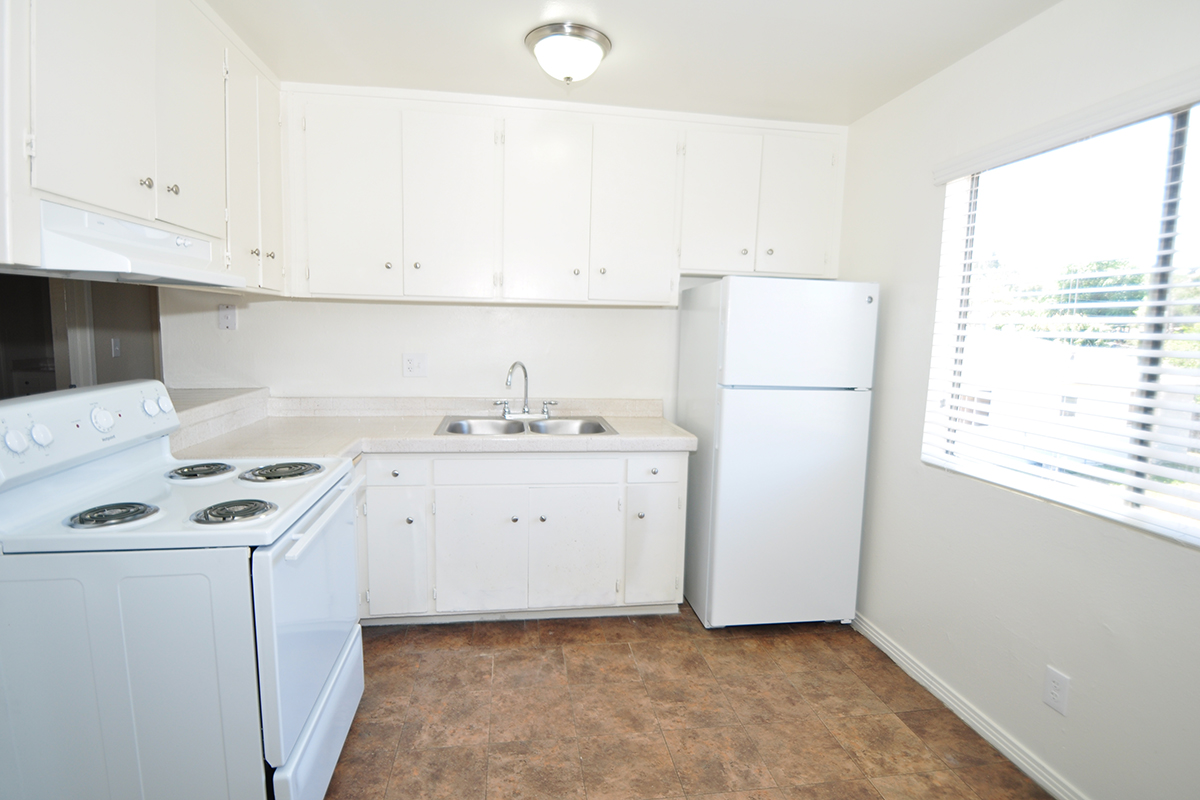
[326,604,1053,800]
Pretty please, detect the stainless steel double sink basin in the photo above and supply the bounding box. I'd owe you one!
[435,416,617,436]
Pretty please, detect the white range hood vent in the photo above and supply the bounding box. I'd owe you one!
[0,200,246,289]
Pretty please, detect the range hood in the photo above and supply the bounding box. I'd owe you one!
[0,201,246,289]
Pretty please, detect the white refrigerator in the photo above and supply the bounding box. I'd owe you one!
[677,276,879,628]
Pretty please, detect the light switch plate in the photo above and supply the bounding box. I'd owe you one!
[403,353,428,377]
[218,304,237,331]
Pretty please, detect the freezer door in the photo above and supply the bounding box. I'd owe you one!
[719,277,878,388]
[705,386,870,627]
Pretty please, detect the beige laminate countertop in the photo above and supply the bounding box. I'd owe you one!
[174,415,698,461]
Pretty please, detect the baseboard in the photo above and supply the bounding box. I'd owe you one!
[852,613,1089,800]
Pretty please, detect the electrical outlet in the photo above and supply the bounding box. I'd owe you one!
[403,353,428,377]
[1043,665,1070,716]
[111,338,120,357]
[218,304,237,331]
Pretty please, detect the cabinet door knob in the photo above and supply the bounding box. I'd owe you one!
[599,268,606,274]
[167,184,180,195]
[511,516,519,523]
[391,470,400,477]
[406,517,414,524]
[385,262,393,269]
[573,269,580,275]
[766,248,774,255]
[413,262,421,269]
[651,467,659,474]
[637,512,645,519]
[250,248,260,257]
[539,515,547,522]
[266,252,275,259]
[139,177,154,188]
[741,248,748,255]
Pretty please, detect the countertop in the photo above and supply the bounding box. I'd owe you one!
[173,405,697,461]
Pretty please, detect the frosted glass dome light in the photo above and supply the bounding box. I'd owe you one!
[525,23,611,84]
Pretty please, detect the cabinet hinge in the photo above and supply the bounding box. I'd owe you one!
[362,502,367,516]
[431,502,436,515]
[615,579,620,593]
[223,250,232,269]
[432,587,437,599]
[617,498,622,511]
[301,116,306,132]
[676,576,680,589]
[678,497,682,509]
[677,143,686,156]
[494,132,505,145]
[832,153,837,167]
[365,589,371,603]
[24,132,35,158]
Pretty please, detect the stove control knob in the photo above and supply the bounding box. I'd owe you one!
[143,399,161,417]
[30,423,53,447]
[4,429,29,453]
[157,396,174,413]
[90,407,115,433]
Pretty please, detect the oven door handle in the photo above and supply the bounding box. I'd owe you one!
[285,475,365,562]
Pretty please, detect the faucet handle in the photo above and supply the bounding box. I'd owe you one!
[542,400,558,417]
[494,399,511,418]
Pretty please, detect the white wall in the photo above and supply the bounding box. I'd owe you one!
[158,289,681,411]
[839,2,1200,799]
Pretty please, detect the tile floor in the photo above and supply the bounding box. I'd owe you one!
[326,604,1052,800]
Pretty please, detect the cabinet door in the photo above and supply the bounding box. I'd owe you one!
[434,486,528,612]
[305,95,404,297]
[365,487,429,616]
[528,486,621,608]
[258,76,284,291]
[402,111,499,299]
[154,0,227,237]
[502,117,592,301]
[31,0,157,220]
[589,121,679,303]
[679,130,762,274]
[756,134,840,278]
[624,483,683,604]
[225,45,260,286]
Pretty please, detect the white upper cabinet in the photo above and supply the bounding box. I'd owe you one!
[402,110,499,299]
[502,117,592,302]
[679,130,763,274]
[258,77,284,292]
[589,120,680,304]
[755,133,841,277]
[304,95,404,297]
[31,0,158,220]
[154,0,227,238]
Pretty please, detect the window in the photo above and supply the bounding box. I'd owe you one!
[924,104,1200,546]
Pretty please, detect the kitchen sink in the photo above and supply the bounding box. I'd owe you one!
[434,415,617,435]
[527,417,615,435]
[436,418,526,435]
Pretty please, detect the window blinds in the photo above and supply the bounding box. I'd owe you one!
[923,106,1200,546]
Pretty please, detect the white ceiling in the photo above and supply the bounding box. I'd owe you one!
[205,0,1061,125]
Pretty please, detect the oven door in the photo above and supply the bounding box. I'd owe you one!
[252,474,363,769]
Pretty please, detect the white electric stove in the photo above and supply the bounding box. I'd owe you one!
[0,380,363,800]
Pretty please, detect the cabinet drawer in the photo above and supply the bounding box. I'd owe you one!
[434,458,622,485]
[366,458,430,486]
[627,456,682,483]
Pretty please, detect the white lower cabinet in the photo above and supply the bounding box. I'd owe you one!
[362,453,686,620]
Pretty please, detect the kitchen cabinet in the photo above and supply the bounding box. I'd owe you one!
[502,117,593,302]
[360,452,685,620]
[364,487,429,616]
[228,47,284,291]
[31,0,158,221]
[304,95,404,297]
[588,120,681,304]
[402,110,500,299]
[680,129,842,278]
[154,0,227,238]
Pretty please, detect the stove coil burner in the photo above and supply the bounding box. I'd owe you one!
[191,499,278,525]
[168,462,235,480]
[69,502,160,529]
[240,462,324,482]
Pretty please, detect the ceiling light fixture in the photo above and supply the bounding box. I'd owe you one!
[525,22,611,85]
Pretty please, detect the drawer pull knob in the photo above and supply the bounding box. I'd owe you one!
[406,517,414,524]
[651,467,659,475]
[392,470,400,477]
[540,515,547,522]
[511,516,519,523]
[638,512,645,519]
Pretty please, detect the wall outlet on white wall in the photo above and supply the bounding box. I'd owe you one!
[403,353,428,377]
[1043,665,1070,715]
[218,304,237,331]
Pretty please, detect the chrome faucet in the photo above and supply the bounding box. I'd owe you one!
[506,361,530,416]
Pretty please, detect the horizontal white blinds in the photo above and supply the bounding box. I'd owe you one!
[923,105,1200,547]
